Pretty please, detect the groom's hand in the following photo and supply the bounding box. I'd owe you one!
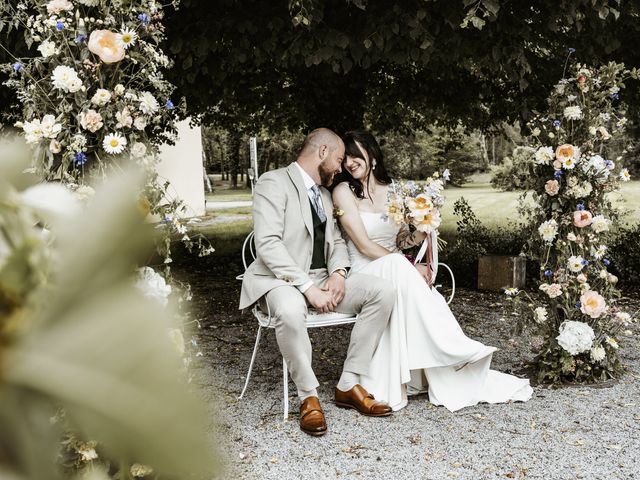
[324,272,346,304]
[304,285,338,313]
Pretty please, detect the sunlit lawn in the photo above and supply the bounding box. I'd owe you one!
[196,179,640,254]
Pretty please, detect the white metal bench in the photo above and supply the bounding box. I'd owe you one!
[236,231,455,420]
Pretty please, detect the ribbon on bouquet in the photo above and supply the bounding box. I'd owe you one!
[413,238,430,266]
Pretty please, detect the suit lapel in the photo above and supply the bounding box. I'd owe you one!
[286,163,313,236]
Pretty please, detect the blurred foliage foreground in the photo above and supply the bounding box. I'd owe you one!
[0,140,219,480]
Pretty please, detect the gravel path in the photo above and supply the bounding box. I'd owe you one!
[176,257,640,480]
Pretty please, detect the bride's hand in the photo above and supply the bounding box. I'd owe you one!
[414,264,433,288]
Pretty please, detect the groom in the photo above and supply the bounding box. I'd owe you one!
[240,128,395,436]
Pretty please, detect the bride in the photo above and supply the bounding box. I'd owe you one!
[332,130,533,412]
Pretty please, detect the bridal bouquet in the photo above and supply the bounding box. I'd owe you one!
[386,171,448,263]
[386,172,448,234]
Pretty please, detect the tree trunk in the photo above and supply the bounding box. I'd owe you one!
[230,135,241,188]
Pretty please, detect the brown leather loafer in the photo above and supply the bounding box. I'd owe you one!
[299,396,327,436]
[335,384,393,417]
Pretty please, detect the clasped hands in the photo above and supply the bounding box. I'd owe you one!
[304,271,346,313]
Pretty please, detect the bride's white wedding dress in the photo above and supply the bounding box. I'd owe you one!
[348,211,533,412]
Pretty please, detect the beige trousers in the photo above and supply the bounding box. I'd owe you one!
[260,269,395,391]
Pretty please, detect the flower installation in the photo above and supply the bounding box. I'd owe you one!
[508,62,638,383]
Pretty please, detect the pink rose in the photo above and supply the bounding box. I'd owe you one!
[79,109,104,133]
[596,126,611,140]
[553,159,562,170]
[544,179,559,196]
[573,210,593,228]
[580,290,607,318]
[47,0,73,14]
[88,30,125,64]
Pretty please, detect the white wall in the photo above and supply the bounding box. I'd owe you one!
[156,119,206,217]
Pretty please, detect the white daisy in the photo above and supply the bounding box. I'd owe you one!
[620,168,631,182]
[102,133,127,154]
[117,28,137,49]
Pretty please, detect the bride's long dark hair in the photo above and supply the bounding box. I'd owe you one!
[335,130,392,199]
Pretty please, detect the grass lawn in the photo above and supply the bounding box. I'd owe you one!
[197,179,640,255]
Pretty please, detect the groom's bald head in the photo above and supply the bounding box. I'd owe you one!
[299,128,342,156]
[297,128,345,186]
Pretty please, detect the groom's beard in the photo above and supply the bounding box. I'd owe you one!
[318,162,337,187]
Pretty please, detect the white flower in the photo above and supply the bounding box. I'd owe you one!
[131,142,147,158]
[561,156,577,169]
[79,109,104,133]
[138,91,159,115]
[599,269,608,279]
[77,0,100,5]
[504,287,519,297]
[590,346,606,362]
[589,126,597,136]
[133,116,147,130]
[114,83,125,95]
[614,312,631,325]
[69,134,87,153]
[576,273,587,283]
[135,267,171,307]
[102,133,127,154]
[22,118,43,144]
[20,183,79,224]
[91,88,112,106]
[37,39,59,57]
[40,114,62,138]
[605,337,619,349]
[567,255,585,273]
[130,463,154,478]
[556,321,595,356]
[51,65,83,93]
[534,307,547,324]
[567,94,577,102]
[567,232,577,242]
[609,86,620,95]
[531,127,541,137]
[46,0,73,14]
[74,185,95,201]
[538,219,558,243]
[77,443,99,462]
[535,146,555,165]
[620,168,631,182]
[590,215,610,233]
[564,105,583,121]
[115,107,133,129]
[591,244,607,259]
[117,28,137,49]
[598,112,611,122]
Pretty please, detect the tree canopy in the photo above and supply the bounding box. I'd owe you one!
[164,0,640,134]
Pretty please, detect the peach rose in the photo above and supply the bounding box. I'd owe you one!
[553,159,562,170]
[545,179,560,196]
[573,210,593,228]
[88,30,125,64]
[555,144,578,163]
[580,290,607,318]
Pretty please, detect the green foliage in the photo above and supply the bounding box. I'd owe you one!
[0,143,219,480]
[491,146,537,191]
[161,0,640,134]
[609,223,640,285]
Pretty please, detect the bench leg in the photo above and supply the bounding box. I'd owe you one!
[282,357,289,421]
[237,325,262,400]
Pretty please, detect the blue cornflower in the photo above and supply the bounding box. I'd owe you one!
[611,92,620,101]
[544,269,554,278]
[161,215,171,224]
[74,152,87,166]
[552,119,561,128]
[575,301,582,309]
[56,21,64,30]
[605,160,614,169]
[576,203,585,211]
[603,259,611,266]
[568,47,576,53]
[12,62,22,72]
[75,34,87,43]
[554,170,563,178]
[138,12,150,25]
[581,259,589,266]
[165,99,174,109]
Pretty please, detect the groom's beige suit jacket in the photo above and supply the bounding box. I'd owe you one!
[239,163,350,310]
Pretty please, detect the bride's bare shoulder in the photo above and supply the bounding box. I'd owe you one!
[332,182,354,198]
